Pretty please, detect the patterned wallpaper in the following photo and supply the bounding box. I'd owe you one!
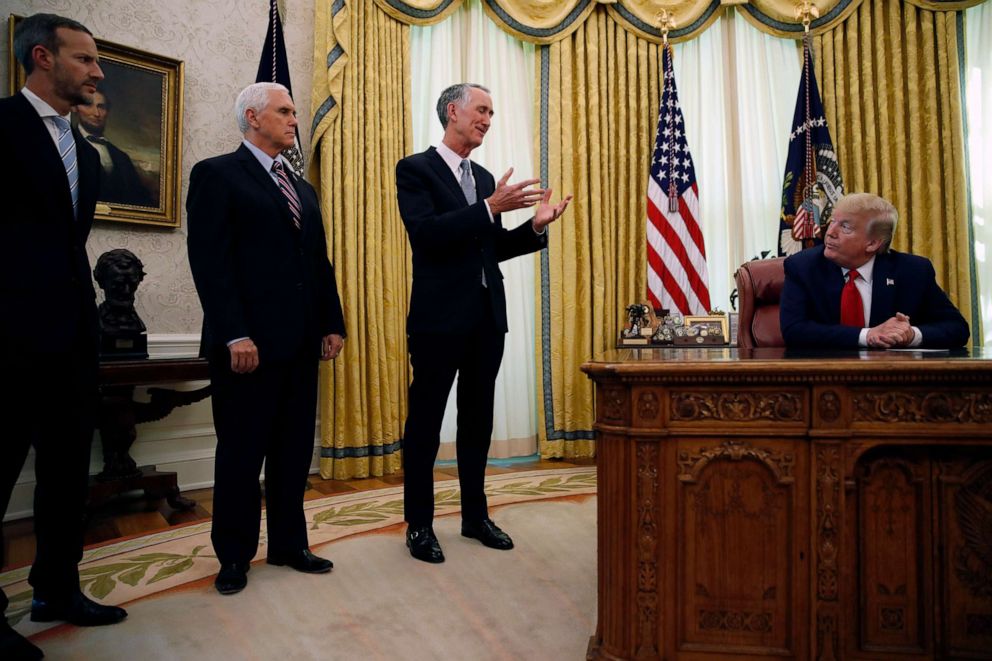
[2,0,316,333]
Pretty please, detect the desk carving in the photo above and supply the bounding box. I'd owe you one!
[583,348,992,661]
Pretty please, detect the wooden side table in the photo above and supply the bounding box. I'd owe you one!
[89,357,211,511]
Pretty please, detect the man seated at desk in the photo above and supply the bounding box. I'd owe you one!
[780,192,969,350]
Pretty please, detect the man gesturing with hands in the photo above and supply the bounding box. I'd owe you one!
[396,83,571,563]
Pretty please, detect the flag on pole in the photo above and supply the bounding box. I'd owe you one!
[646,43,711,316]
[777,33,843,256]
[256,0,304,176]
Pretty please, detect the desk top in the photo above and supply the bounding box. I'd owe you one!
[582,347,992,383]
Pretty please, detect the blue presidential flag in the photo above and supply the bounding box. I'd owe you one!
[777,34,843,256]
[256,0,304,176]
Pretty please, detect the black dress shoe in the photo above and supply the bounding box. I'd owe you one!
[406,525,445,563]
[267,549,333,574]
[30,591,127,626]
[0,621,43,660]
[215,562,250,595]
[461,518,514,550]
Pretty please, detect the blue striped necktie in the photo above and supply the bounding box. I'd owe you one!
[272,160,302,230]
[52,116,79,218]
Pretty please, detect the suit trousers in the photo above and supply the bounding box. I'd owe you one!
[0,304,98,614]
[403,287,506,527]
[207,347,318,565]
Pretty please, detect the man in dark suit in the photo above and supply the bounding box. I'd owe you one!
[780,192,969,349]
[0,13,128,660]
[187,82,346,595]
[75,89,155,206]
[396,83,572,563]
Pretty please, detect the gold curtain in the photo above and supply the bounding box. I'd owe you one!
[308,0,985,470]
[310,0,412,479]
[537,7,661,458]
[814,0,975,330]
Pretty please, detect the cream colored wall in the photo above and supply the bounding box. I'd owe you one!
[1,0,316,332]
[2,0,318,520]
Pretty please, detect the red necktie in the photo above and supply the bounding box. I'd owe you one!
[840,270,865,327]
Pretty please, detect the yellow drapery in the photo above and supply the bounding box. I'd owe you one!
[536,7,661,458]
[309,0,985,471]
[813,0,977,333]
[310,0,412,479]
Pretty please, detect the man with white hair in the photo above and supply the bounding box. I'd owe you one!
[187,82,346,595]
[780,192,969,349]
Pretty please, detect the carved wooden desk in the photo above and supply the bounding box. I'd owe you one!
[582,348,992,661]
[90,357,211,511]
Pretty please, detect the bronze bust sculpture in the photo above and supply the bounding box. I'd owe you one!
[94,248,148,359]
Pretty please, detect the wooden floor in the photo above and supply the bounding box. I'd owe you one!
[1,457,594,573]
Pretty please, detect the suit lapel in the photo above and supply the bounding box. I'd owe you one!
[426,147,468,205]
[14,93,76,223]
[869,254,896,326]
[819,252,846,323]
[235,145,297,229]
[471,162,493,200]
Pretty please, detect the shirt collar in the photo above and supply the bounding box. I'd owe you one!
[436,141,467,178]
[21,86,69,123]
[842,254,876,283]
[242,139,290,174]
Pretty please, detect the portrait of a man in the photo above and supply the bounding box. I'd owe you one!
[76,88,154,206]
[72,59,164,209]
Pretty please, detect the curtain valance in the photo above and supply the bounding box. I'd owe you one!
[370,0,988,44]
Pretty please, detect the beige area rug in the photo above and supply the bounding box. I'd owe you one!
[3,467,597,660]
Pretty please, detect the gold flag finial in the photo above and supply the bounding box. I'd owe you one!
[794,0,819,32]
[656,9,676,45]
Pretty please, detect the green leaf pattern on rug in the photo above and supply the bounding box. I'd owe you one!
[309,473,595,530]
[78,545,210,599]
[3,589,33,626]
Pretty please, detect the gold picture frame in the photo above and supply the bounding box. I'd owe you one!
[684,314,730,343]
[9,15,184,228]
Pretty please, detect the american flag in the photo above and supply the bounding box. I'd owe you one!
[646,44,711,316]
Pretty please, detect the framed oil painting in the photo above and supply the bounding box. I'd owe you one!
[8,15,184,228]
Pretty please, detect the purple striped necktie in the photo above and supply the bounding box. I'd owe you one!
[272,160,302,230]
[52,116,79,218]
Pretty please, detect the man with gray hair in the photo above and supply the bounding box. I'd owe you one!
[1,13,126,659]
[780,192,969,349]
[187,82,346,595]
[396,82,572,563]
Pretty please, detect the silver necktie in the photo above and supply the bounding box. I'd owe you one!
[459,159,476,204]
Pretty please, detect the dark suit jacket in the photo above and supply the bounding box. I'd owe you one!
[0,92,100,355]
[780,245,969,349]
[92,137,154,207]
[186,144,345,364]
[396,147,547,334]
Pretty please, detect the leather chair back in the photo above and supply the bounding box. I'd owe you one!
[734,257,786,349]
